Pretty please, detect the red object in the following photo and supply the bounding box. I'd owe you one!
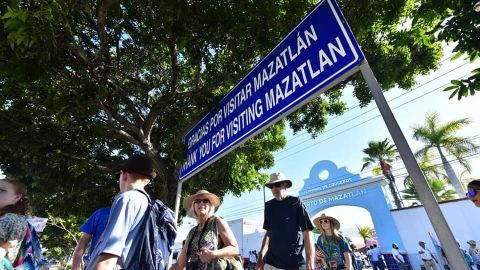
[243,258,250,268]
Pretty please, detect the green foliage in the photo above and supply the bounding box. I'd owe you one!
[411,111,478,196]
[360,138,403,207]
[402,178,456,202]
[42,214,84,259]
[443,67,480,100]
[360,138,398,172]
[415,0,480,100]
[412,111,478,173]
[356,226,375,243]
[2,7,32,49]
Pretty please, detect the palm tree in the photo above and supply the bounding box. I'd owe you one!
[403,153,446,186]
[403,153,456,202]
[459,169,475,191]
[412,112,479,197]
[361,138,403,208]
[356,226,375,244]
[402,178,456,202]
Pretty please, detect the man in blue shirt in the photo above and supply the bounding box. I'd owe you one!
[86,155,156,270]
[367,244,385,270]
[72,207,111,270]
[257,172,315,270]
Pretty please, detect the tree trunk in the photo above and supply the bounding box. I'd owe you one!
[437,147,464,197]
[381,162,403,208]
[154,165,180,208]
[386,177,403,208]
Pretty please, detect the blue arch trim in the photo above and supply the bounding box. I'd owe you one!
[299,160,404,249]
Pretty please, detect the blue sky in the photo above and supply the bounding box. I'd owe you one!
[178,45,480,244]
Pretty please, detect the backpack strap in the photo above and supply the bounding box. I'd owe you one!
[134,188,152,203]
[212,216,220,248]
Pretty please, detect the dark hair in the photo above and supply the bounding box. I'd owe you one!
[467,180,480,190]
[0,179,32,215]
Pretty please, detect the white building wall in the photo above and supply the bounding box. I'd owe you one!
[391,199,480,269]
[227,218,265,257]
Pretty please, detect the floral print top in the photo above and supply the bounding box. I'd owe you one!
[0,213,28,266]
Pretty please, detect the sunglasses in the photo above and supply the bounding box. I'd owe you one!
[466,189,477,198]
[194,198,210,204]
[270,182,284,189]
[319,219,330,224]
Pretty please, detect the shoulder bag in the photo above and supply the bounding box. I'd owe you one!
[208,217,244,270]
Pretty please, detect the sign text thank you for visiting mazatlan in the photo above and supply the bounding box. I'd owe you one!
[180,0,365,181]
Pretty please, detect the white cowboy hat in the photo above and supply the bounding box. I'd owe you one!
[265,172,292,188]
[183,189,221,211]
[313,213,341,230]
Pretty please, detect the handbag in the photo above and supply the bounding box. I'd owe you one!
[209,257,244,270]
[208,217,244,270]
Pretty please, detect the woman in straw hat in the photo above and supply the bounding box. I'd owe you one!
[314,213,351,270]
[170,190,241,270]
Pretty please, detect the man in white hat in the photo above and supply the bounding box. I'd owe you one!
[418,241,438,270]
[256,172,315,270]
[391,243,407,270]
[467,240,480,270]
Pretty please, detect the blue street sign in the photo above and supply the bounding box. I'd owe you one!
[180,0,364,181]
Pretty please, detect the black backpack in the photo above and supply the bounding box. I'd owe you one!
[125,189,177,270]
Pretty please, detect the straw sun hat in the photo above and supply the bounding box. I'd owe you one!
[313,213,341,230]
[265,172,293,188]
[183,190,221,212]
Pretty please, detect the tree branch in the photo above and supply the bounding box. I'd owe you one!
[143,91,176,140]
[146,4,166,43]
[194,57,202,92]
[63,21,93,67]
[104,78,146,126]
[97,99,141,137]
[142,109,160,141]
[167,35,179,93]
[125,75,156,92]
[107,126,141,145]
[92,0,112,67]
[67,42,93,67]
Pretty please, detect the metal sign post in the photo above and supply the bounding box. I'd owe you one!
[360,61,468,270]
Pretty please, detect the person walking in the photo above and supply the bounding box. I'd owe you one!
[72,206,111,270]
[458,242,474,270]
[467,240,480,270]
[367,245,384,270]
[85,155,156,270]
[391,243,407,270]
[170,190,241,270]
[313,213,351,270]
[0,179,47,269]
[467,180,480,207]
[418,241,439,270]
[256,172,315,270]
[353,250,363,270]
[249,251,257,270]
